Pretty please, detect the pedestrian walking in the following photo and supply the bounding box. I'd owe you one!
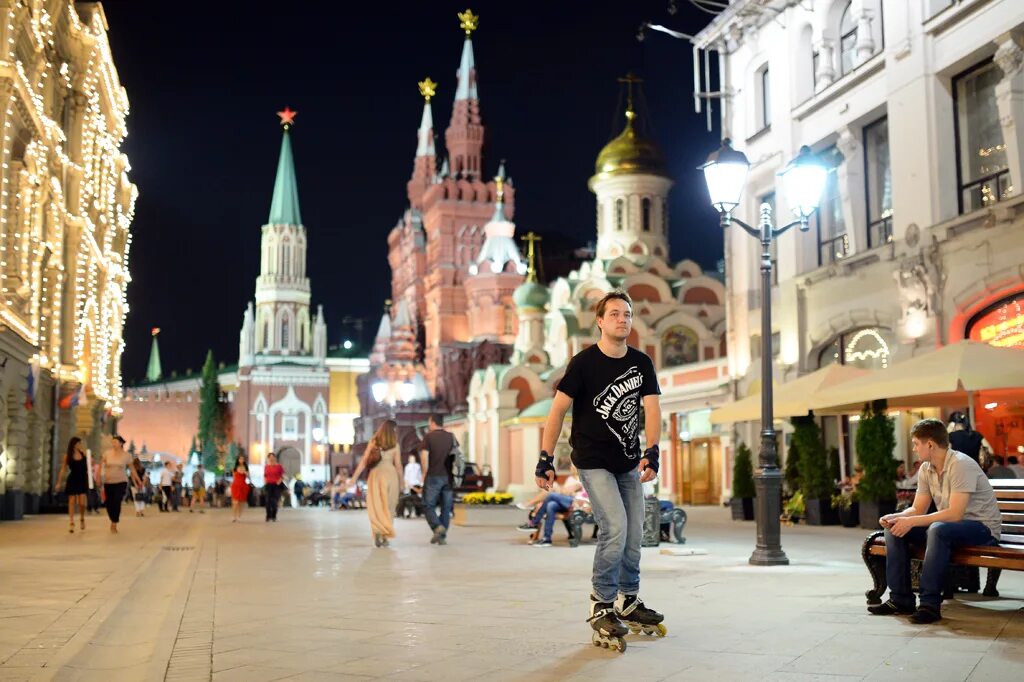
[54,436,89,533]
[347,420,402,547]
[99,435,135,534]
[539,290,666,652]
[230,455,250,522]
[190,463,207,513]
[172,463,184,511]
[130,456,148,517]
[264,453,285,522]
[420,414,459,545]
[159,460,174,512]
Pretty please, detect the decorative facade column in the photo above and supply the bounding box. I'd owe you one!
[814,39,836,90]
[835,127,865,254]
[994,31,1024,199]
[854,2,876,64]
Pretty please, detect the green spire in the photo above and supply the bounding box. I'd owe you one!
[146,328,162,382]
[268,112,302,225]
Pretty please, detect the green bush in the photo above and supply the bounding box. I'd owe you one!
[733,442,756,499]
[828,446,841,486]
[855,400,898,503]
[793,416,833,501]
[784,435,801,495]
[784,491,805,518]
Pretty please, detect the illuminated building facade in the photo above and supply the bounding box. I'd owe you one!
[0,1,136,520]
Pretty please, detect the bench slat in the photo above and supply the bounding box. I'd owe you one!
[998,501,1024,512]
[991,480,1024,490]
[999,533,1024,545]
[869,539,1024,559]
[1004,513,1024,524]
[1003,524,1024,535]
[996,491,1024,500]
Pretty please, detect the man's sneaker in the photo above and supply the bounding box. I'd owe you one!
[431,526,444,545]
[437,532,447,546]
[909,606,941,624]
[531,538,553,547]
[515,502,531,510]
[516,522,538,533]
[867,600,915,616]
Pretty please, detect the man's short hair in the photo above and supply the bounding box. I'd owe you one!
[430,413,444,426]
[1009,455,1020,465]
[910,418,950,448]
[994,455,1006,466]
[113,435,126,445]
[595,290,632,318]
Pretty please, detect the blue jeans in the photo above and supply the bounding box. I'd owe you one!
[534,493,573,540]
[423,475,453,532]
[578,468,644,603]
[884,520,997,611]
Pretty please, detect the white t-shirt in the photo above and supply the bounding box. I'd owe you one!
[404,461,423,488]
[160,469,174,486]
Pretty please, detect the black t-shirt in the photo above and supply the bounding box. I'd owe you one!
[949,429,983,463]
[557,345,661,473]
[422,430,455,478]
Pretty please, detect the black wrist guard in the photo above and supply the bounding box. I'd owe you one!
[535,450,555,479]
[643,444,660,474]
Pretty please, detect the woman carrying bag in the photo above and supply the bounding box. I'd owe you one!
[347,420,402,547]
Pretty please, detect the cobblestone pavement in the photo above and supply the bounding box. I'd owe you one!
[0,504,1021,681]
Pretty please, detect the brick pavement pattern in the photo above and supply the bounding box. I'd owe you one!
[0,506,1022,681]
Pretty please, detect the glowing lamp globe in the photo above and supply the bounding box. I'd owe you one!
[700,138,749,214]
[371,381,388,403]
[399,381,415,403]
[779,145,827,223]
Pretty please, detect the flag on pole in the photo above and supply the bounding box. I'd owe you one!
[23,358,40,410]
[59,382,87,410]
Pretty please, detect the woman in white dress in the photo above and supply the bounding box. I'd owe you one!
[348,420,403,547]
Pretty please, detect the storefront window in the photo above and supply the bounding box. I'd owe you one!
[954,59,1010,213]
[967,294,1024,349]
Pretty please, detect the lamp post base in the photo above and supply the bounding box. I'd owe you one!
[749,458,789,566]
[749,548,790,566]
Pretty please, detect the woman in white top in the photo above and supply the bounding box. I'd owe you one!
[404,453,424,493]
[99,435,141,533]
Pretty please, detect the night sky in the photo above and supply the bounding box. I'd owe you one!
[104,1,723,384]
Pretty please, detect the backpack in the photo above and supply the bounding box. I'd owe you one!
[446,436,466,488]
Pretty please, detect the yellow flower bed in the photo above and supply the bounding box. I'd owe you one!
[461,492,514,505]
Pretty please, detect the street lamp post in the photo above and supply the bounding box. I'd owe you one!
[701,139,827,567]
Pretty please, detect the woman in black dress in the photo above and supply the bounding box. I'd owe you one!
[55,437,89,533]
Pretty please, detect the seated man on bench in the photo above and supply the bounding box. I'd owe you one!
[869,418,1002,624]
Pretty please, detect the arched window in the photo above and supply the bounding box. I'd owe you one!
[597,202,604,233]
[299,322,305,350]
[281,315,290,350]
[282,241,291,277]
[839,2,857,75]
[263,320,269,350]
[642,197,652,232]
[661,199,668,234]
[615,198,624,231]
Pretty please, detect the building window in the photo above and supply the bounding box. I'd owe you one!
[839,2,857,75]
[299,322,304,350]
[812,50,820,90]
[954,59,1010,214]
[263,320,269,350]
[642,197,652,232]
[281,415,298,440]
[615,198,624,231]
[662,326,699,367]
[281,315,290,350]
[814,146,849,266]
[282,242,291,276]
[759,192,779,286]
[864,117,893,247]
[757,64,771,129]
[597,201,604,233]
[661,199,668,234]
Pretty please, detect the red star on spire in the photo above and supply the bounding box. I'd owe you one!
[277,106,297,127]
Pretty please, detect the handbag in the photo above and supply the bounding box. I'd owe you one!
[365,445,382,469]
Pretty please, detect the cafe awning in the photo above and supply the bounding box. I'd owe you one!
[808,340,1024,414]
[710,364,869,424]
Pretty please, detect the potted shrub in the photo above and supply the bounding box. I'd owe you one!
[793,416,837,525]
[783,491,804,524]
[831,489,860,527]
[856,400,898,528]
[784,435,801,497]
[730,442,755,521]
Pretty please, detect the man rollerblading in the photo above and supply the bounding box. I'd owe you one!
[538,291,666,653]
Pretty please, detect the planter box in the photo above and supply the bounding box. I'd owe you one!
[730,497,754,521]
[1,489,24,521]
[859,499,896,529]
[452,503,519,527]
[804,498,839,526]
[838,502,860,527]
[23,493,39,515]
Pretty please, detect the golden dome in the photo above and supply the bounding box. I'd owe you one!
[593,110,668,179]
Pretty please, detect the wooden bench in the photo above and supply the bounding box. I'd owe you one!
[534,503,688,548]
[862,479,1024,603]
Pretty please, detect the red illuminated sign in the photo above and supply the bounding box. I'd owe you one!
[969,295,1024,349]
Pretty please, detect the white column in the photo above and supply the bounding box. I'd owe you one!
[853,1,876,65]
[835,126,865,255]
[994,31,1024,199]
[814,39,836,91]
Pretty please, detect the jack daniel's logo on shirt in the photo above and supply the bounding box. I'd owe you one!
[593,366,643,457]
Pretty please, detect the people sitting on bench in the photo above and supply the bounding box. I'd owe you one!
[515,469,587,546]
[868,418,1002,624]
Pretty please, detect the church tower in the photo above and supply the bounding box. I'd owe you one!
[239,108,327,367]
[589,75,673,264]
